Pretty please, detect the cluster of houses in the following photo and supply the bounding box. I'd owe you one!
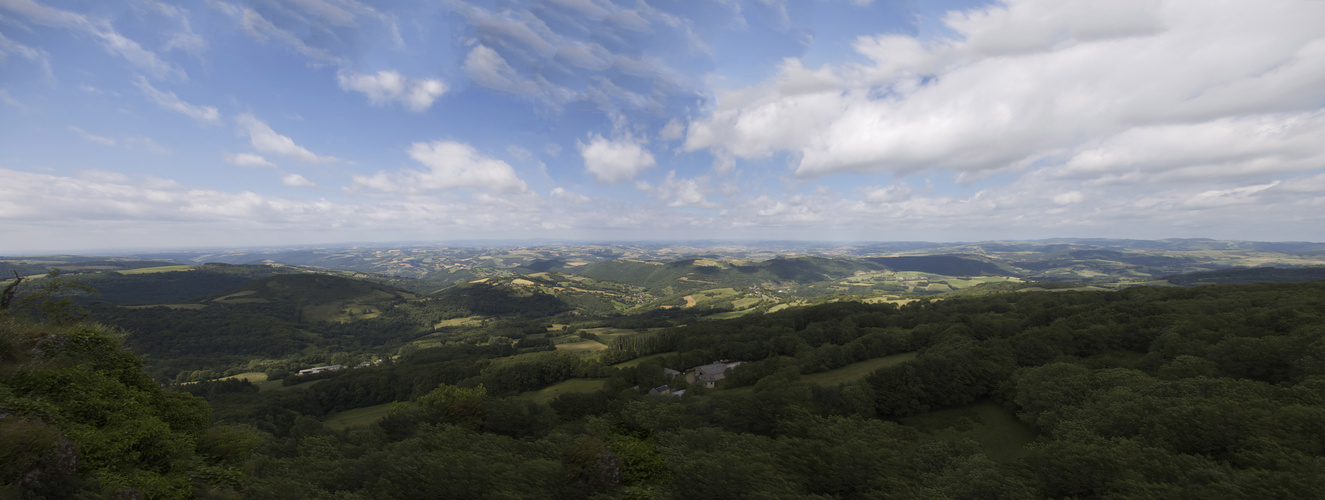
[296,359,383,376]
[297,364,344,376]
[647,360,744,397]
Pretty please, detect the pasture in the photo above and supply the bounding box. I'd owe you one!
[122,303,207,310]
[554,339,609,352]
[801,351,918,387]
[519,378,606,405]
[611,351,675,368]
[118,265,195,274]
[324,402,395,430]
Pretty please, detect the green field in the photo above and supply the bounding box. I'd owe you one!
[323,402,396,430]
[611,352,675,368]
[703,309,757,320]
[554,339,609,352]
[123,303,207,310]
[519,378,606,405]
[118,265,195,274]
[730,297,761,309]
[899,401,1037,462]
[802,351,918,386]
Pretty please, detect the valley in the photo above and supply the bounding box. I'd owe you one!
[4,239,1325,497]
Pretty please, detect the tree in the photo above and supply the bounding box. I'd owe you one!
[2,269,98,324]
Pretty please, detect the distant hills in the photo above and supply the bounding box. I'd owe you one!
[1164,266,1325,286]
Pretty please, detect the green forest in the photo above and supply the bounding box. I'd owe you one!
[5,270,1325,497]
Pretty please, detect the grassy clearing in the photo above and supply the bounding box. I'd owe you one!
[118,265,195,274]
[213,290,257,301]
[520,378,606,405]
[555,339,609,352]
[582,328,641,343]
[899,401,1037,462]
[324,403,396,430]
[223,372,268,383]
[802,352,918,387]
[1018,286,1112,292]
[766,303,790,314]
[731,297,761,309]
[703,309,757,320]
[122,303,207,310]
[435,316,485,329]
[611,352,675,368]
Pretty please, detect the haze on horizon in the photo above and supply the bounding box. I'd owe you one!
[2,0,1324,254]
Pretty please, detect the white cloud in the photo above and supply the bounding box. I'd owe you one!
[223,152,276,168]
[654,171,715,208]
[659,119,685,142]
[0,30,52,77]
[133,76,219,123]
[0,0,185,80]
[684,0,1325,185]
[67,126,115,146]
[550,187,590,204]
[1184,182,1278,209]
[234,113,337,164]
[864,183,913,203]
[143,0,206,54]
[351,140,527,193]
[447,1,701,113]
[464,45,545,99]
[281,173,316,187]
[337,70,447,112]
[1052,191,1084,206]
[578,133,656,183]
[236,7,342,63]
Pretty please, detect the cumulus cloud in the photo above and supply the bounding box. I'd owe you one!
[133,76,219,123]
[652,171,715,208]
[223,152,276,168]
[351,140,527,193]
[234,113,337,164]
[337,70,447,112]
[578,133,656,183]
[0,167,554,252]
[684,0,1325,185]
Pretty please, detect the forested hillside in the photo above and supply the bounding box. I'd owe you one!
[7,256,1325,498]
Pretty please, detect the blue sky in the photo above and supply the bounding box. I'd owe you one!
[2,0,1324,253]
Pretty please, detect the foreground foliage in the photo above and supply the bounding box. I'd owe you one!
[0,319,240,498]
[6,280,1325,498]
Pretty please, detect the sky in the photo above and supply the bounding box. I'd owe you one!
[2,0,1324,253]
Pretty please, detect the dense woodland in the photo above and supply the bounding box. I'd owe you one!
[5,271,1325,497]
